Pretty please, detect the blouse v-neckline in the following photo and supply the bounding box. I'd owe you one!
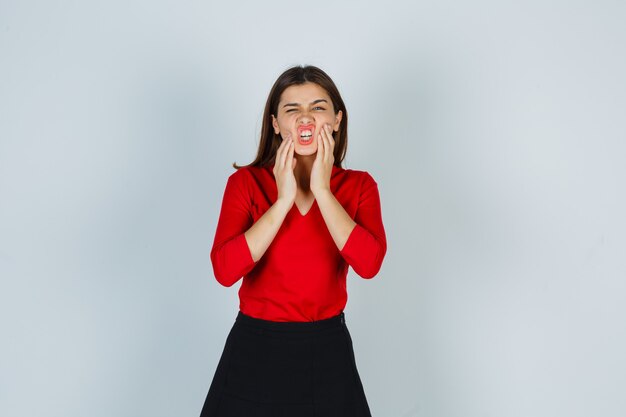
[293,198,317,217]
[264,163,341,218]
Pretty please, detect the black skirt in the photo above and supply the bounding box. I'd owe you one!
[200,311,372,417]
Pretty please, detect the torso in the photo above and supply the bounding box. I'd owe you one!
[218,163,385,322]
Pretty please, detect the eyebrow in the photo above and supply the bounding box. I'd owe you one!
[282,99,328,108]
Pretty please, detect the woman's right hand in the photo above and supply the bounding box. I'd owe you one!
[273,133,297,206]
[241,134,297,263]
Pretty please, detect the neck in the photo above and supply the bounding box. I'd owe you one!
[293,154,315,191]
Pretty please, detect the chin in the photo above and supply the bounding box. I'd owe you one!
[295,144,318,156]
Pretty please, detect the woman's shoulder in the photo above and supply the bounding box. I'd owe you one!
[228,164,264,177]
[227,165,273,186]
[336,166,379,185]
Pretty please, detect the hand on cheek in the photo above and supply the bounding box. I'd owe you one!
[311,124,335,196]
[273,132,297,205]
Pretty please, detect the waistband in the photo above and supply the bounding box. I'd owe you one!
[235,311,345,332]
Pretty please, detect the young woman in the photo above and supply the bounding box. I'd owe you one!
[200,65,387,417]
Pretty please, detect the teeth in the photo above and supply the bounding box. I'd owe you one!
[300,129,312,138]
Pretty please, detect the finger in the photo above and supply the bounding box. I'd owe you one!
[273,143,285,175]
[279,138,292,169]
[316,132,324,160]
[274,138,286,170]
[326,124,335,147]
[324,125,335,162]
[320,127,330,163]
[276,133,288,154]
[286,137,295,169]
[278,133,293,167]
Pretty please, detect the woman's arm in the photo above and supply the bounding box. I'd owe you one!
[314,190,357,251]
[244,199,291,262]
[210,175,293,287]
[211,136,297,286]
[339,173,387,278]
[210,172,256,287]
[316,173,387,278]
[312,125,387,278]
[245,135,297,262]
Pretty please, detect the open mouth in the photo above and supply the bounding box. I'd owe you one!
[297,124,315,145]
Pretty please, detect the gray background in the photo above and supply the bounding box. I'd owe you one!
[1,1,625,416]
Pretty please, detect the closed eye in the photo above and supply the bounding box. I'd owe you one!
[284,106,325,113]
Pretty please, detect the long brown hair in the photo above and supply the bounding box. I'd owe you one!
[233,65,348,169]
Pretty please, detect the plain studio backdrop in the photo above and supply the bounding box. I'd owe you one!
[1,1,625,416]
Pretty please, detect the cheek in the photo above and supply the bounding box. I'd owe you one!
[278,116,296,130]
[322,114,339,127]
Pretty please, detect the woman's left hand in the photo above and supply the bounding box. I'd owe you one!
[311,123,335,196]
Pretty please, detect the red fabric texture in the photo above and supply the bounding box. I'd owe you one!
[210,164,387,322]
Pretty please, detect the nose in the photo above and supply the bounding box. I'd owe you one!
[297,109,314,124]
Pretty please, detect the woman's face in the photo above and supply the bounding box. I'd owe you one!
[272,82,343,157]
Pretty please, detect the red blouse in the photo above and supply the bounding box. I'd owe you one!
[210,164,387,322]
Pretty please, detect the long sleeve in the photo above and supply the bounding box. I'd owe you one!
[339,172,387,278]
[210,171,257,287]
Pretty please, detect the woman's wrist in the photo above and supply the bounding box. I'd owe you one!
[274,197,294,214]
[312,187,332,199]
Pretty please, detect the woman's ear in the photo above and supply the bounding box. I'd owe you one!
[271,115,280,134]
[333,110,343,131]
